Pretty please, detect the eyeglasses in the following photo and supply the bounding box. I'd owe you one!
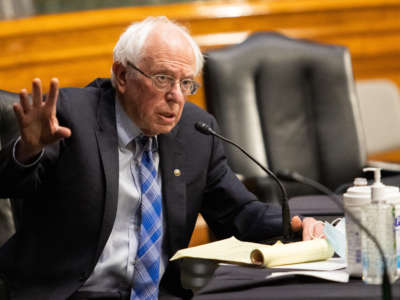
[126,61,200,96]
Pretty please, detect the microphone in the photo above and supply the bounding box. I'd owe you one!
[277,169,392,300]
[194,121,292,240]
[194,121,217,136]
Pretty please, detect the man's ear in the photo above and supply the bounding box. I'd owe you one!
[112,62,128,94]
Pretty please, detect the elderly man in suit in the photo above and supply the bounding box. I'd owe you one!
[0,16,322,300]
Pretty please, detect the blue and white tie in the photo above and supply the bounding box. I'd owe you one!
[131,136,163,300]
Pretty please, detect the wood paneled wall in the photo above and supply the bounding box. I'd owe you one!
[1,0,400,109]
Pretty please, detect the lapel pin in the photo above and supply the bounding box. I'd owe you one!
[174,169,181,177]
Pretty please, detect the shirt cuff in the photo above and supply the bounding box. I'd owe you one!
[12,137,44,168]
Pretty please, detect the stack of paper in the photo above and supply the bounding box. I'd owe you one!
[171,236,334,267]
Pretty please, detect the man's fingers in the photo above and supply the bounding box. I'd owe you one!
[314,222,326,239]
[54,126,71,140]
[19,89,31,114]
[13,103,26,125]
[302,217,312,241]
[290,216,302,232]
[303,230,311,241]
[45,78,59,113]
[32,78,43,108]
[302,217,324,241]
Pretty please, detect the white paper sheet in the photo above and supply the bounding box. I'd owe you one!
[266,269,349,283]
[271,257,347,271]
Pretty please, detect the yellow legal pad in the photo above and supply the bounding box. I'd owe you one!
[170,236,334,268]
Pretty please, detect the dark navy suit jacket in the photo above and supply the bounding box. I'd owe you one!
[0,79,284,300]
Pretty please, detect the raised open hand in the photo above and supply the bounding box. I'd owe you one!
[13,78,71,162]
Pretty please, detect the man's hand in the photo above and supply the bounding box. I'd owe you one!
[291,216,325,241]
[13,78,71,163]
[301,217,325,241]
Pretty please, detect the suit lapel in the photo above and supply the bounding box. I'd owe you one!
[159,126,187,256]
[94,87,119,262]
[91,85,187,260]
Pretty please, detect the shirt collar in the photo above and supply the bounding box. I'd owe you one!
[115,96,158,152]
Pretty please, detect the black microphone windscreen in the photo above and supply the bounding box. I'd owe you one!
[195,121,212,135]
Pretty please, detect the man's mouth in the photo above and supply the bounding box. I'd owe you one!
[158,112,176,123]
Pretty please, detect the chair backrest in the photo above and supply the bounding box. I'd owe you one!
[356,79,400,155]
[0,90,20,246]
[0,90,20,149]
[203,32,366,190]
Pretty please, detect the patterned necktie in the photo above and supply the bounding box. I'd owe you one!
[131,136,163,300]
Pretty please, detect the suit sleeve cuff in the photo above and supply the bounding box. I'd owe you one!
[12,137,44,168]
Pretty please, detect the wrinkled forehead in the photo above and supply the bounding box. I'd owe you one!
[139,24,196,69]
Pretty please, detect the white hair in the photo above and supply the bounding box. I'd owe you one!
[111,16,203,86]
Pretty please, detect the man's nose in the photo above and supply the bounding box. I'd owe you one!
[166,82,185,102]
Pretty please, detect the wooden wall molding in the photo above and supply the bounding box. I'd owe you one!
[1,0,400,108]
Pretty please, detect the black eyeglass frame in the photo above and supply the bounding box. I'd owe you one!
[126,61,200,95]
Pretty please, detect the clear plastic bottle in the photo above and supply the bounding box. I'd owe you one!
[343,177,370,277]
[362,168,397,284]
[385,188,400,275]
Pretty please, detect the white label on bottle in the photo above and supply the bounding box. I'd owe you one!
[394,206,400,269]
[345,209,363,276]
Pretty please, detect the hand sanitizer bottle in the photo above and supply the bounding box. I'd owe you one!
[384,186,400,275]
[343,177,370,277]
[362,168,397,284]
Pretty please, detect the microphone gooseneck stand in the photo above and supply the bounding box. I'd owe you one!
[277,170,392,300]
[194,121,292,241]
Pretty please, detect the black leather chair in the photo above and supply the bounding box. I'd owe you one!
[0,90,20,246]
[203,32,400,207]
